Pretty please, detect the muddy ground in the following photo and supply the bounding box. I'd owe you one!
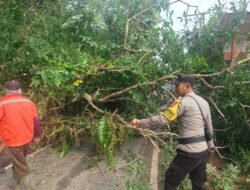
[0,138,152,190]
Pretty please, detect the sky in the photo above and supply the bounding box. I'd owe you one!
[168,0,250,31]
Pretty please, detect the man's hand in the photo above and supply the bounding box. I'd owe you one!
[0,140,6,156]
[131,118,141,128]
[33,137,40,145]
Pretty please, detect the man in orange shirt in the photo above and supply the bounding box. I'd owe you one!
[0,80,41,190]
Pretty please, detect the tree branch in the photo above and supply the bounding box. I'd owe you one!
[239,102,250,128]
[128,5,159,22]
[138,51,154,64]
[199,77,224,89]
[209,97,225,118]
[124,48,153,52]
[191,58,250,78]
[123,17,129,50]
[123,4,159,51]
[91,57,250,104]
[97,66,132,73]
[96,71,179,103]
[82,94,178,146]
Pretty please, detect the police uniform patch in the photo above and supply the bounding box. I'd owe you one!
[162,98,182,121]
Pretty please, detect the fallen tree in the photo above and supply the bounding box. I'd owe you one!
[0,0,249,170]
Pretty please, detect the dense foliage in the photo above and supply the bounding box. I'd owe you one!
[0,0,249,175]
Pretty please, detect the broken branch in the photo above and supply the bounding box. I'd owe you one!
[96,70,179,103]
[209,97,225,118]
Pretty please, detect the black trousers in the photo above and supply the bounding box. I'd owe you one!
[164,149,209,190]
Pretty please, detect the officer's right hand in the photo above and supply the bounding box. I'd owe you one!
[131,118,141,128]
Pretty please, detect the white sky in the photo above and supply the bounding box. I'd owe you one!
[168,0,250,31]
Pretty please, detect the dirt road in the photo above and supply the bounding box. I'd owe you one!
[0,138,153,190]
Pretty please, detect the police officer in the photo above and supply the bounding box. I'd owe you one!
[131,74,215,190]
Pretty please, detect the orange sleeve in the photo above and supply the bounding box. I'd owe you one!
[0,106,4,120]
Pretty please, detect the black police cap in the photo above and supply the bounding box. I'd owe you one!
[173,74,194,87]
